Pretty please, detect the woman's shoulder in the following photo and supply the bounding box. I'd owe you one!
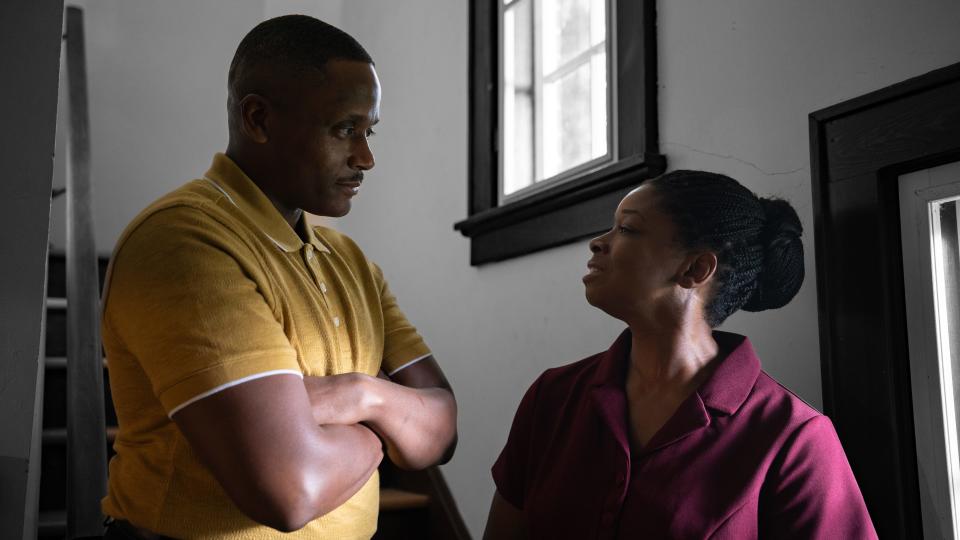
[541,352,605,383]
[748,370,825,432]
[531,348,617,398]
[537,330,631,392]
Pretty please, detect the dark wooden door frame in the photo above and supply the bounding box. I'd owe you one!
[810,61,960,539]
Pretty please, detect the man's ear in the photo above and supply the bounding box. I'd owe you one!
[237,94,270,144]
[677,251,718,289]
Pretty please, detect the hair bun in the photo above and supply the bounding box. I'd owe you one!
[742,198,805,312]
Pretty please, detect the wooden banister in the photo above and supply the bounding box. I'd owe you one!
[64,6,108,539]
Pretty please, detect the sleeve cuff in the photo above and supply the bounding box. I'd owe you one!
[382,342,432,375]
[386,353,432,376]
[159,349,300,415]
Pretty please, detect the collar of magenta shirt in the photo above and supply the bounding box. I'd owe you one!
[588,329,762,457]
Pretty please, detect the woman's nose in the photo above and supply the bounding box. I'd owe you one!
[589,233,608,253]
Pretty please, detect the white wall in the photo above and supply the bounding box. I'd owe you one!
[55,0,960,537]
[50,0,349,253]
[334,0,960,535]
[50,0,268,254]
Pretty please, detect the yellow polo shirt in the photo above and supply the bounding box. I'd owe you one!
[100,153,432,539]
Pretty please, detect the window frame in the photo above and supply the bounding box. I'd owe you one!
[810,61,960,537]
[455,0,664,266]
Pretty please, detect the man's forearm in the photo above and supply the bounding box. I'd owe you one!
[172,374,384,532]
[360,376,457,470]
[304,372,457,470]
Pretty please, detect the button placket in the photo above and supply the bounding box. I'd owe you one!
[303,246,326,293]
[301,245,343,367]
[306,246,352,363]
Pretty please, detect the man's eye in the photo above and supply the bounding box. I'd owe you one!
[366,128,377,137]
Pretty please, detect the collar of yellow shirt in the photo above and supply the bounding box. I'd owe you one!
[202,152,331,256]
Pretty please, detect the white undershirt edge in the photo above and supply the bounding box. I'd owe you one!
[167,369,304,418]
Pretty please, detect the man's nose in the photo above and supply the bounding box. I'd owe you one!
[349,136,375,171]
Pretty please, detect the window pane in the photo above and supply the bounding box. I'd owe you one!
[931,196,960,538]
[504,92,533,195]
[590,0,606,47]
[502,0,609,198]
[503,0,534,195]
[542,62,591,179]
[541,0,604,75]
[590,51,607,160]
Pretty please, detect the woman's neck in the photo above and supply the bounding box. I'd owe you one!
[626,315,718,396]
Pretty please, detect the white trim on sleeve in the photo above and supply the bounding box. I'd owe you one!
[386,353,432,377]
[167,369,304,418]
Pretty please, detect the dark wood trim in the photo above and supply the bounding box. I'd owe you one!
[616,0,659,158]
[379,461,471,540]
[455,153,665,236]
[64,7,108,538]
[458,0,664,266]
[423,467,472,540]
[810,61,960,539]
[467,0,498,216]
[465,159,664,264]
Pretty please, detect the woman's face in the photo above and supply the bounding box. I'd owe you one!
[582,185,690,326]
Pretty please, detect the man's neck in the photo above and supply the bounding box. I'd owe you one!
[224,146,303,230]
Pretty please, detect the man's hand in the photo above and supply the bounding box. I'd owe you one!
[303,356,457,470]
[305,372,380,426]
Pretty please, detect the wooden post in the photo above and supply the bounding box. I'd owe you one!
[64,6,108,539]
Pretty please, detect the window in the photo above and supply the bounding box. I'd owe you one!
[900,163,960,540]
[502,0,610,199]
[456,0,663,265]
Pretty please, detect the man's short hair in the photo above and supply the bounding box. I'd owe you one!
[227,15,373,109]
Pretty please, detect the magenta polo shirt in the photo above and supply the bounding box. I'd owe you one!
[492,330,877,539]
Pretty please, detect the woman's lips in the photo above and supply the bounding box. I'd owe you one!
[583,261,604,282]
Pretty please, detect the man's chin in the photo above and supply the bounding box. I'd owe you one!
[305,200,352,218]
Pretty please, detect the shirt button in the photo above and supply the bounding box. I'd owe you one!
[333,316,341,327]
[306,250,314,261]
[320,282,328,294]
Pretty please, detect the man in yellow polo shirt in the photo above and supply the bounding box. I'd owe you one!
[99,15,457,539]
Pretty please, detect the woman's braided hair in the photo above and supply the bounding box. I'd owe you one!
[648,170,805,327]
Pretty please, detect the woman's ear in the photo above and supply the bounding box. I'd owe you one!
[677,252,718,289]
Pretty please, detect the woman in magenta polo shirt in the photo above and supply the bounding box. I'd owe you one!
[484,170,877,539]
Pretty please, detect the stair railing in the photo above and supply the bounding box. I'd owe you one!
[64,6,108,538]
